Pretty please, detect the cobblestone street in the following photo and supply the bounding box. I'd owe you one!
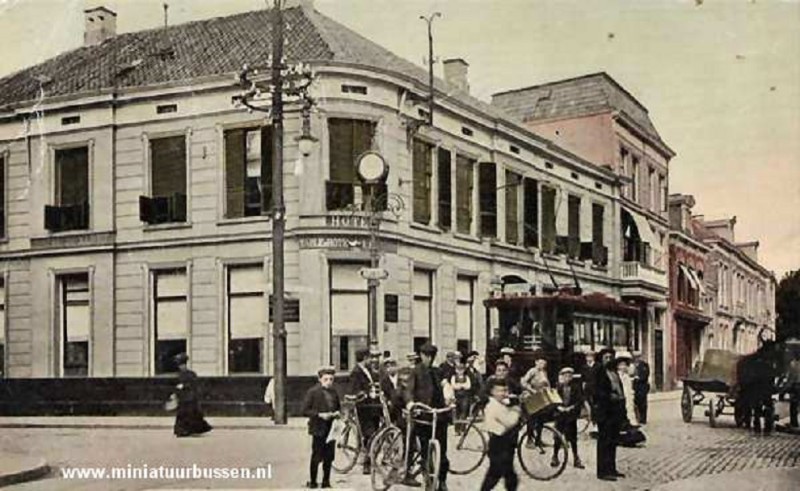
[0,397,798,490]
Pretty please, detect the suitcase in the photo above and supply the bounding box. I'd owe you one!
[522,388,563,416]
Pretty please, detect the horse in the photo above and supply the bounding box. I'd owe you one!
[734,330,781,434]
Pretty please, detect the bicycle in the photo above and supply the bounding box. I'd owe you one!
[516,406,569,481]
[333,388,394,474]
[447,398,487,475]
[370,402,454,491]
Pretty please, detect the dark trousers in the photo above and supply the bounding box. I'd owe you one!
[634,389,649,424]
[789,386,799,428]
[481,431,518,491]
[310,435,335,485]
[596,418,621,477]
[408,418,449,484]
[554,418,579,460]
[357,403,381,464]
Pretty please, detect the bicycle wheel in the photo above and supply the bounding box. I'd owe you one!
[448,422,487,475]
[577,404,591,434]
[370,426,405,491]
[425,439,441,491]
[332,417,361,474]
[517,424,569,481]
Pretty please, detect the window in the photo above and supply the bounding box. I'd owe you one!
[227,265,266,374]
[479,162,497,237]
[412,139,433,224]
[60,273,90,377]
[330,263,369,371]
[153,269,188,375]
[46,147,89,232]
[224,127,273,218]
[61,116,80,126]
[0,155,5,238]
[567,195,580,258]
[413,269,434,346]
[456,276,474,352]
[649,168,657,211]
[327,119,375,210]
[437,148,452,230]
[591,203,606,265]
[505,171,520,245]
[455,155,474,234]
[541,186,556,253]
[523,178,538,248]
[0,279,5,377]
[140,136,186,224]
[341,84,368,95]
[659,175,667,212]
[631,157,639,203]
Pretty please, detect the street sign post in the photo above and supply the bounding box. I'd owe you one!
[360,267,390,281]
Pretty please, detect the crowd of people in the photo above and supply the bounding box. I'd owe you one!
[298,344,651,490]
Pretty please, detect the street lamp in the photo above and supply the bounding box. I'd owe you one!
[355,152,403,351]
[233,0,316,425]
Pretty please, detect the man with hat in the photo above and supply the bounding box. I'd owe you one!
[553,366,585,469]
[499,347,516,376]
[302,365,340,489]
[404,343,451,490]
[580,350,598,429]
[465,350,486,395]
[349,347,381,474]
[440,351,461,383]
[380,357,404,424]
[593,348,626,481]
[406,352,421,367]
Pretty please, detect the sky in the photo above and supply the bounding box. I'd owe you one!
[0,0,798,277]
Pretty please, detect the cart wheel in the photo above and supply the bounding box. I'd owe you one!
[708,398,717,428]
[681,386,693,423]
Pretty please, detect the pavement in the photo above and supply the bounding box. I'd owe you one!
[0,390,798,490]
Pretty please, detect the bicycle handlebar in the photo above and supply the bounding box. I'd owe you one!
[344,393,367,403]
[405,402,455,415]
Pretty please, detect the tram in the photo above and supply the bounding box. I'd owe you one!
[483,283,641,381]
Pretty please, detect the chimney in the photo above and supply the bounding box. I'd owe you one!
[284,0,314,8]
[84,6,117,46]
[443,58,470,93]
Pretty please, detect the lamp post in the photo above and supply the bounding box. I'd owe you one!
[355,152,403,350]
[234,0,315,425]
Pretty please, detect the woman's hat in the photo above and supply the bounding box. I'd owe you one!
[615,351,633,362]
[174,352,189,364]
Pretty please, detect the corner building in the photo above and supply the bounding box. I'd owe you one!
[0,3,654,406]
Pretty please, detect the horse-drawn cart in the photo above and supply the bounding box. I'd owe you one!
[681,349,741,427]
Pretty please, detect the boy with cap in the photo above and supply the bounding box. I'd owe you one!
[302,366,340,489]
[553,367,585,469]
[480,377,522,491]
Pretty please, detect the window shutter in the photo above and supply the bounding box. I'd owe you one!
[479,162,497,237]
[139,196,154,224]
[437,148,452,230]
[412,139,432,224]
[456,156,473,234]
[261,126,273,213]
[541,186,557,253]
[523,178,538,247]
[592,203,604,248]
[44,205,61,231]
[505,171,519,244]
[224,129,245,218]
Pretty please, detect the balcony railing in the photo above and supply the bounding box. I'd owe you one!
[45,202,90,232]
[325,180,388,212]
[621,260,668,288]
[139,193,187,225]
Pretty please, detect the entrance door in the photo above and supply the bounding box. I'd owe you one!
[654,329,664,391]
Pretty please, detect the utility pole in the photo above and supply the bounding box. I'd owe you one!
[270,0,287,425]
[420,12,441,126]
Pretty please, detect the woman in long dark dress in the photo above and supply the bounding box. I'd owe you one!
[173,353,212,437]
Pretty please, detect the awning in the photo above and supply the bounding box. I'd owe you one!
[629,209,659,249]
[680,264,699,291]
[688,268,706,295]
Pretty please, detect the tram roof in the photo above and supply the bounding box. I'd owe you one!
[484,292,640,317]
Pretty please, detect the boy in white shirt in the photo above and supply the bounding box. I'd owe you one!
[480,378,522,491]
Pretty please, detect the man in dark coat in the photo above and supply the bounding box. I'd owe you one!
[404,343,451,491]
[632,352,651,425]
[349,347,381,474]
[302,366,341,489]
[552,367,585,469]
[173,353,212,438]
[439,351,461,383]
[380,358,403,424]
[593,348,626,481]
